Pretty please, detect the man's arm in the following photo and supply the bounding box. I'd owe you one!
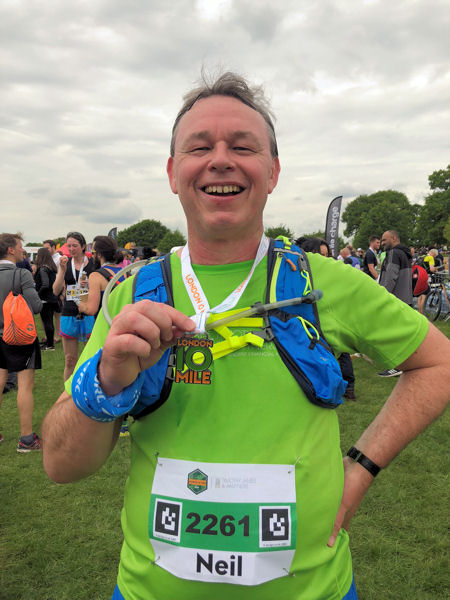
[42,391,122,483]
[368,264,378,279]
[328,323,450,546]
[379,251,399,292]
[42,300,195,483]
[77,272,103,316]
[20,269,42,314]
[367,253,378,279]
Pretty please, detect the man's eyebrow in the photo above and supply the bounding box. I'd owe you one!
[181,130,261,145]
[230,131,259,141]
[182,131,211,146]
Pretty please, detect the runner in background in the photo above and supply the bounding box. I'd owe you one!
[34,247,59,350]
[78,236,124,319]
[53,232,95,381]
[0,233,42,451]
[43,239,62,343]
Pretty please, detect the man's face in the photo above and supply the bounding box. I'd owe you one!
[167,95,280,240]
[381,232,393,251]
[11,240,23,263]
[43,242,54,255]
[371,239,380,251]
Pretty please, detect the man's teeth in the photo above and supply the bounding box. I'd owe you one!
[204,185,242,194]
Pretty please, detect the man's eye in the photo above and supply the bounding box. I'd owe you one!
[190,147,210,153]
[234,146,254,153]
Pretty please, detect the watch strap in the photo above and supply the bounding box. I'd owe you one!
[347,446,381,477]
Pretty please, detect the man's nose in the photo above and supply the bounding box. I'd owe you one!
[208,143,234,171]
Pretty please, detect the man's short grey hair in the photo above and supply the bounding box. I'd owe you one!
[170,71,278,158]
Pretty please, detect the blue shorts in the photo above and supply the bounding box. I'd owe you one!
[111,576,358,599]
[60,315,95,342]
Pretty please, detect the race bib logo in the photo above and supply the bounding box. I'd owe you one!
[187,469,208,495]
[153,499,182,542]
[259,506,291,548]
[175,336,213,385]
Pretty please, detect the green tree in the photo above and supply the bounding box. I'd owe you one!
[443,216,450,244]
[117,219,169,248]
[26,242,43,247]
[414,165,450,246]
[157,229,186,254]
[264,224,295,239]
[428,164,450,191]
[342,190,415,250]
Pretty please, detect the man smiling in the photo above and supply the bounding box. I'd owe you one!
[43,73,450,600]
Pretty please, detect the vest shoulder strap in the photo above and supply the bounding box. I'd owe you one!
[133,253,174,307]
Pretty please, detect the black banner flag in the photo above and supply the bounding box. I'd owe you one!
[325,196,342,259]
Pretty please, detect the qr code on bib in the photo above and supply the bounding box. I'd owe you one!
[259,506,291,548]
[153,499,182,543]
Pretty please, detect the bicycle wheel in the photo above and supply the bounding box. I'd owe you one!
[424,289,442,321]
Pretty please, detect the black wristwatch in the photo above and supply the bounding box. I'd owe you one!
[347,446,381,477]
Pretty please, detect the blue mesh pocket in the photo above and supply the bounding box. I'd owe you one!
[269,314,347,408]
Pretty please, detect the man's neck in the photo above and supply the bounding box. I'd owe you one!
[186,230,265,265]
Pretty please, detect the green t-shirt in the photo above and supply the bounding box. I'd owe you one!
[68,253,428,600]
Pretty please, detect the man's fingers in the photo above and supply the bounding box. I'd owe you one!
[108,301,195,357]
[327,507,345,548]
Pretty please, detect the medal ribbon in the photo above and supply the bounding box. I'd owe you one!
[181,234,269,333]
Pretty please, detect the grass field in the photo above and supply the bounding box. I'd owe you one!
[1,320,449,600]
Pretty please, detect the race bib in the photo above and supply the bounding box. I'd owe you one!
[66,284,88,302]
[148,458,297,586]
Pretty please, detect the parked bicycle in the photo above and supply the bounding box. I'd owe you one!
[423,272,450,321]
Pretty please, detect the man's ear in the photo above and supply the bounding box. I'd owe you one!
[166,157,178,194]
[268,157,281,195]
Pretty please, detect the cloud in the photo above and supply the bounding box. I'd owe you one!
[0,0,448,242]
[48,186,142,224]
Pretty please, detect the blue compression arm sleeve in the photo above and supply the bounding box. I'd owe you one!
[71,349,145,422]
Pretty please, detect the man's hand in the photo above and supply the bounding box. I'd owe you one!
[327,324,450,547]
[327,456,375,547]
[98,300,195,396]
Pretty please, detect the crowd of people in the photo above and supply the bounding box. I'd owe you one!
[0,232,151,450]
[1,231,447,450]
[1,232,448,447]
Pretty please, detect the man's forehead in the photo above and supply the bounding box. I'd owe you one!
[176,96,268,136]
[183,128,261,143]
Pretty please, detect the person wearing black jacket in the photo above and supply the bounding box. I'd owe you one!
[379,230,413,305]
[34,248,59,350]
[378,230,413,377]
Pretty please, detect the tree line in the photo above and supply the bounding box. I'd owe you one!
[342,165,449,249]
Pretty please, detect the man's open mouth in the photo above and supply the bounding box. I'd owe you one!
[202,185,243,196]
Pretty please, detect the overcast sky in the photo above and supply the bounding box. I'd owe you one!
[1,0,449,245]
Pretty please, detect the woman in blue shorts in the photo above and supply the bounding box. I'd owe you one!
[53,232,95,381]
[78,235,125,319]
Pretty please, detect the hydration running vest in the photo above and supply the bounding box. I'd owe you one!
[129,238,347,419]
